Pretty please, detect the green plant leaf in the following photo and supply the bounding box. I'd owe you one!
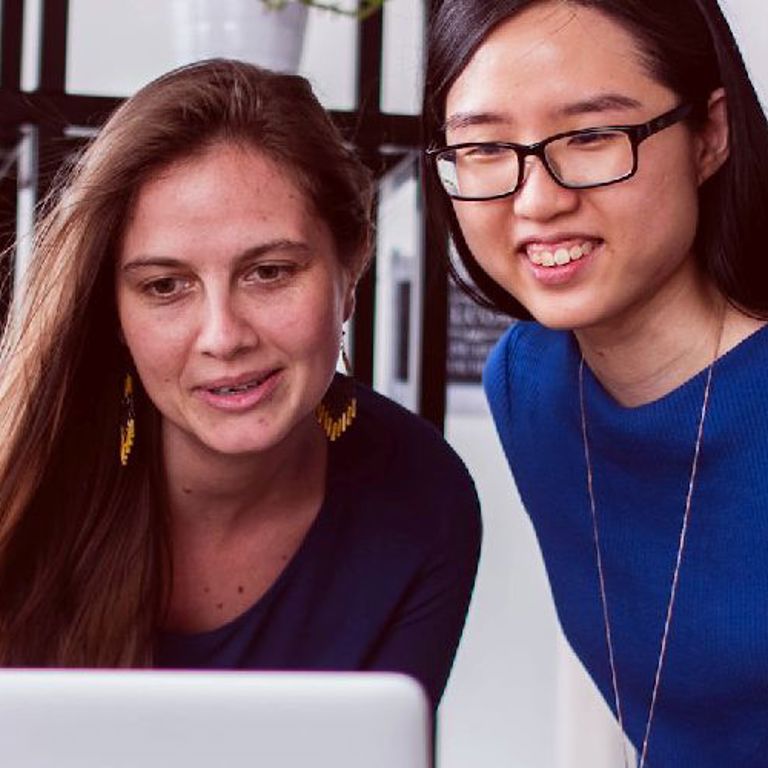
[259,0,387,19]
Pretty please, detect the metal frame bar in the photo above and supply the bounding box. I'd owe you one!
[40,0,68,92]
[0,92,420,145]
[418,197,449,429]
[419,0,449,428]
[1,0,24,91]
[350,6,385,389]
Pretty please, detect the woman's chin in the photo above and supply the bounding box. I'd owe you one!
[524,304,600,332]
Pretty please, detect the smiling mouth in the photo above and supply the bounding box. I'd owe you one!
[206,370,277,396]
[525,239,598,268]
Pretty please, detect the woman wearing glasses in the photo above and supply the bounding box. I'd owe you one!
[0,59,481,712]
[425,0,768,764]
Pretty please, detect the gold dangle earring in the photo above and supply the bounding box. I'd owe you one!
[119,372,136,466]
[316,331,357,442]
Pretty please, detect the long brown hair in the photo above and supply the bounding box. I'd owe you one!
[0,59,373,665]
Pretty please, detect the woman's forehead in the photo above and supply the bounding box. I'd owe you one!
[445,1,663,128]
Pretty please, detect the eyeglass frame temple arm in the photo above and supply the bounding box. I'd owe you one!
[631,103,693,144]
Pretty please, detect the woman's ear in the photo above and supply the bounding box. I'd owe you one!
[696,87,729,185]
[343,282,357,323]
[342,252,366,323]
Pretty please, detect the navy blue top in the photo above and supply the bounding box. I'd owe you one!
[156,381,481,711]
[484,321,768,766]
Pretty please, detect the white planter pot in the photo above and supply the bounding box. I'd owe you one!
[171,0,309,74]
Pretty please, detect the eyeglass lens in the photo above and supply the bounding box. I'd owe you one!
[437,129,634,199]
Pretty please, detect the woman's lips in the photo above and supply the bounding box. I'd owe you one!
[195,368,283,412]
[526,239,595,266]
[522,238,601,286]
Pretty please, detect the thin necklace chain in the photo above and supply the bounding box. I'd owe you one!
[578,328,720,768]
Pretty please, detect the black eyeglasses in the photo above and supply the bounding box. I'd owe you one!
[427,103,693,201]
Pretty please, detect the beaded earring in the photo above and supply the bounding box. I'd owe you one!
[315,338,357,442]
[119,372,136,466]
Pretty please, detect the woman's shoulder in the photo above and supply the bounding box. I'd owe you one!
[328,379,480,534]
[485,320,570,374]
[483,321,574,417]
[351,380,474,480]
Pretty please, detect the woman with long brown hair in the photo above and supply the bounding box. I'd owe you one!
[0,59,480,712]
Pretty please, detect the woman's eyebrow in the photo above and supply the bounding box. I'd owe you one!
[235,240,312,262]
[557,93,643,117]
[121,240,312,272]
[444,94,643,133]
[443,111,507,133]
[121,256,184,272]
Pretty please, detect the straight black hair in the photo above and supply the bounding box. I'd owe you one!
[423,0,768,318]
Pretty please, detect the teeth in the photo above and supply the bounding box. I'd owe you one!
[210,376,266,396]
[213,384,252,395]
[528,241,596,268]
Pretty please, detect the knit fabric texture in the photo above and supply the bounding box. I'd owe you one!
[484,321,768,765]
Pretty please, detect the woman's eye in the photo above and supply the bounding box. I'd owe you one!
[246,263,295,283]
[465,144,510,160]
[566,131,620,148]
[143,277,191,299]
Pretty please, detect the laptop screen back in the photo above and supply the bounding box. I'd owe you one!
[0,670,430,768]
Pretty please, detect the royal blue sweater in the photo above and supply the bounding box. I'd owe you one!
[484,321,768,766]
[157,380,481,712]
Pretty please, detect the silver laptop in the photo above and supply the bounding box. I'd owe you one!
[0,669,430,768]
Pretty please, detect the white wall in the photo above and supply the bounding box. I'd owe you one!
[441,393,560,768]
[63,0,359,108]
[721,0,768,107]
[441,394,629,768]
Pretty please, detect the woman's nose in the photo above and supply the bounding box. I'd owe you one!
[511,155,580,221]
[197,293,259,360]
